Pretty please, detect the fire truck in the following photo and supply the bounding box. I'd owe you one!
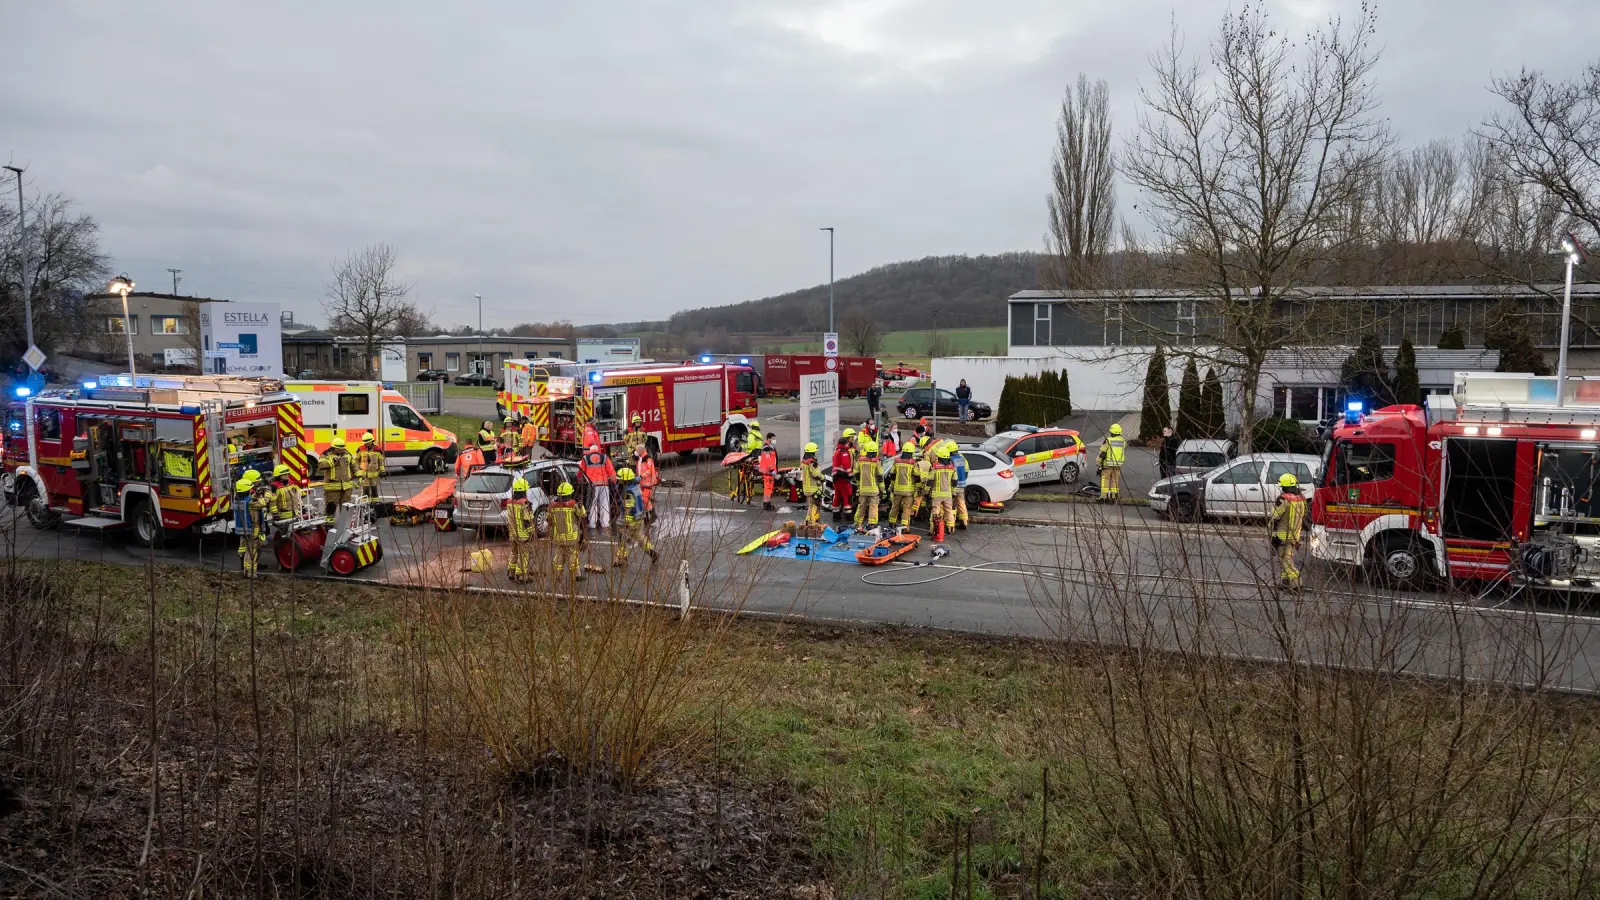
[1311,372,1600,591]
[497,360,759,457]
[3,373,309,546]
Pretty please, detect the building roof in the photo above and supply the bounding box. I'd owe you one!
[282,329,337,342]
[404,334,573,345]
[83,291,227,303]
[1008,284,1600,303]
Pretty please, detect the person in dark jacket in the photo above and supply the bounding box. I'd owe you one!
[1159,426,1179,478]
[956,379,973,423]
[866,380,883,420]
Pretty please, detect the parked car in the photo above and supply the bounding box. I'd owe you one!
[451,459,581,535]
[1148,452,1322,521]
[896,387,992,421]
[977,426,1086,485]
[453,372,500,388]
[807,447,1018,511]
[1173,438,1237,475]
[416,368,452,382]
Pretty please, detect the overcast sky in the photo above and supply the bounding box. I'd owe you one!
[3,0,1594,330]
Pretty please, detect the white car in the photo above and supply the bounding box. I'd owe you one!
[451,459,581,535]
[957,449,1020,505]
[1148,453,1321,521]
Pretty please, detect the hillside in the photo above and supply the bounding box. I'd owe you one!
[666,253,1046,335]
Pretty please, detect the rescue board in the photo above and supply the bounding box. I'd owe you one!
[765,532,791,549]
[737,530,782,554]
[855,533,921,566]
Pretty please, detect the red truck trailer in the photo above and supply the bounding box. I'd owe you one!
[762,354,882,398]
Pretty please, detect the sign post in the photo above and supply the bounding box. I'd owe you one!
[823,333,839,357]
[799,372,839,455]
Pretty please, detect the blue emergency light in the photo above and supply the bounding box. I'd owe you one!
[83,381,98,390]
[700,355,712,364]
[589,370,603,383]
[13,386,30,398]
[1345,399,1363,424]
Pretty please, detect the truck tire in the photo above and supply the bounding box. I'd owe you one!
[1368,534,1429,591]
[130,500,165,548]
[20,482,59,530]
[419,450,447,475]
[724,427,746,456]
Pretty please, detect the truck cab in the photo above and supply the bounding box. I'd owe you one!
[1311,405,1434,584]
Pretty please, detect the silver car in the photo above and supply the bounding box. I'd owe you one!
[1148,452,1321,521]
[452,459,581,535]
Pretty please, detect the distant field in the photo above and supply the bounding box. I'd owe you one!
[768,327,1006,357]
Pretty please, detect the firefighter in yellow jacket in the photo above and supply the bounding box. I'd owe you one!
[357,432,384,499]
[854,439,882,530]
[1270,473,1308,588]
[506,476,536,582]
[613,467,658,566]
[549,481,586,580]
[235,471,268,578]
[319,436,357,517]
[800,442,823,525]
[1097,423,1126,502]
[889,446,919,531]
[929,444,957,540]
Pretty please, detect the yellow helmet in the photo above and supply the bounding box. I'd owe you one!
[942,439,959,454]
[235,471,258,490]
[557,482,574,497]
[863,440,879,456]
[1109,423,1123,436]
[841,428,856,439]
[362,432,376,444]
[748,419,760,430]
[936,444,952,460]
[617,467,636,481]
[504,417,515,426]
[511,477,530,492]
[330,436,346,449]
[1278,472,1298,488]
[631,414,643,424]
[803,442,819,454]
[272,464,292,478]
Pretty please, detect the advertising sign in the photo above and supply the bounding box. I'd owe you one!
[577,338,641,364]
[199,302,282,377]
[799,372,839,453]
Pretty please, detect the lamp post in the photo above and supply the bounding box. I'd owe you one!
[3,165,30,353]
[820,226,834,334]
[475,293,483,376]
[1556,234,1588,407]
[109,274,137,376]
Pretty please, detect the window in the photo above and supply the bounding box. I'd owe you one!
[1034,303,1052,346]
[417,353,432,369]
[446,353,460,372]
[525,352,538,359]
[1177,450,1228,470]
[734,371,755,394]
[106,316,137,334]
[961,452,997,471]
[150,315,188,335]
[1010,437,1040,457]
[461,471,514,494]
[935,389,957,402]
[1011,305,1034,347]
[1103,302,1123,345]
[35,408,61,440]
[338,394,370,416]
[1036,434,1070,452]
[389,404,426,430]
[1331,441,1396,485]
[1213,460,1264,484]
[1266,460,1315,484]
[1290,389,1321,422]
[550,351,564,359]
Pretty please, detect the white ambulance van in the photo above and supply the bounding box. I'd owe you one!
[284,381,458,474]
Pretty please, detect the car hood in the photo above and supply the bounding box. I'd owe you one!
[1150,474,1204,493]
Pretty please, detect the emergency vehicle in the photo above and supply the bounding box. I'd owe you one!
[976,426,1087,485]
[284,380,457,473]
[497,360,758,457]
[1312,372,1600,591]
[3,374,309,546]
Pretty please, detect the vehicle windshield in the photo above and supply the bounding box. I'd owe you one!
[460,472,513,494]
[979,434,1016,454]
[1177,451,1227,470]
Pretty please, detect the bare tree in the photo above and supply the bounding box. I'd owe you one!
[0,191,113,362]
[1482,60,1600,248]
[323,243,417,377]
[1044,74,1116,291]
[1121,3,1389,449]
[839,311,883,357]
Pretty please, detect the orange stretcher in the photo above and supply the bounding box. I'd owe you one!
[721,450,750,467]
[855,533,921,566]
[389,476,457,525]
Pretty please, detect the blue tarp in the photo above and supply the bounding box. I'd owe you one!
[756,526,878,564]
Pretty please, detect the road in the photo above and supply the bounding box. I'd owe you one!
[6,453,1600,696]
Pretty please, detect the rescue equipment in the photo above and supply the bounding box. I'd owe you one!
[855,532,922,566]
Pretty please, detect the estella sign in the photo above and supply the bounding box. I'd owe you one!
[807,376,839,402]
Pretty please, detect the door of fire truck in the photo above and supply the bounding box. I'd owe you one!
[590,388,626,448]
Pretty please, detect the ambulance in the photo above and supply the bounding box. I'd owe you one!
[284,381,458,474]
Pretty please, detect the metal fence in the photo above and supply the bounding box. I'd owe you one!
[393,381,444,414]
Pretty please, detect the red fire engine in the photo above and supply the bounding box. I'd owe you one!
[1311,372,1600,591]
[497,361,759,457]
[3,374,309,546]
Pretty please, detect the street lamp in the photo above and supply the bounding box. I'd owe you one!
[1556,234,1588,407]
[819,227,835,335]
[2,165,30,354]
[475,293,483,376]
[109,274,137,376]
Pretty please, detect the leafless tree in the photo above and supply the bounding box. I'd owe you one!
[0,191,113,361]
[839,311,883,357]
[323,243,418,377]
[391,303,435,339]
[1044,74,1116,291]
[1482,60,1600,249]
[1120,2,1389,449]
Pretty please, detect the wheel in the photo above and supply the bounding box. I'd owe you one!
[1168,494,1199,522]
[419,450,447,474]
[724,427,747,456]
[20,483,59,530]
[130,501,164,548]
[903,406,918,420]
[327,547,358,576]
[534,505,551,538]
[1368,535,1430,590]
[964,485,988,506]
[1059,462,1080,485]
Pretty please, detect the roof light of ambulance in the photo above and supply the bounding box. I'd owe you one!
[1584,429,1598,440]
[700,355,712,363]
[1487,426,1503,436]
[1463,426,1479,435]
[83,381,97,390]
[740,357,750,365]
[13,387,29,398]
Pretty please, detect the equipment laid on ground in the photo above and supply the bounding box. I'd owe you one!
[321,495,383,576]
[738,530,783,555]
[977,501,1005,512]
[389,475,457,525]
[856,532,921,565]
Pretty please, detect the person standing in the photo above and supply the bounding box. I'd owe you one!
[357,432,384,500]
[854,439,882,531]
[866,380,883,420]
[800,442,823,525]
[318,436,356,518]
[929,444,957,540]
[268,463,304,537]
[234,471,265,578]
[622,414,649,461]
[758,433,779,511]
[519,415,539,455]
[956,379,972,423]
[889,446,918,533]
[946,440,970,530]
[498,418,521,461]
[613,467,658,566]
[580,443,616,533]
[1159,426,1179,479]
[634,444,659,516]
[1097,423,1126,502]
[506,476,535,582]
[831,433,855,523]
[476,420,498,466]
[549,482,585,581]
[1270,473,1307,588]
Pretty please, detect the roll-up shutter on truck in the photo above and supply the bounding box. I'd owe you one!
[674,380,721,427]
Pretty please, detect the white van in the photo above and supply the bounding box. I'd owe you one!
[284,381,459,474]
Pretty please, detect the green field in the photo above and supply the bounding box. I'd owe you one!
[769,326,1006,357]
[443,384,497,399]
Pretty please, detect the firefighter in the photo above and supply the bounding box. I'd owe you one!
[634,444,660,517]
[910,443,934,522]
[622,414,649,461]
[518,415,539,456]
[929,443,957,541]
[757,433,779,511]
[1096,423,1126,501]
[506,476,535,582]
[1271,473,1308,588]
[945,440,970,529]
[614,467,658,566]
[800,442,823,525]
[318,436,357,518]
[477,420,498,465]
[580,442,616,533]
[269,463,303,533]
[357,432,384,500]
[831,433,855,523]
[498,417,520,460]
[549,481,585,580]
[854,438,882,531]
[729,420,762,504]
[889,445,918,532]
[234,471,266,578]
[233,468,261,533]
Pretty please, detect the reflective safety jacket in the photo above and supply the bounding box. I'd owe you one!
[1272,492,1307,542]
[271,482,304,519]
[476,428,497,451]
[358,447,385,483]
[244,489,270,536]
[953,453,969,487]
[550,499,584,543]
[1098,436,1126,468]
[855,456,881,495]
[930,462,955,500]
[801,459,822,497]
[745,430,764,454]
[507,497,535,541]
[637,456,660,488]
[832,446,853,483]
[455,445,484,479]
[623,428,648,459]
[892,459,918,495]
[499,427,520,450]
[757,447,778,475]
[621,488,646,525]
[520,422,539,448]
[320,448,356,489]
[580,449,615,485]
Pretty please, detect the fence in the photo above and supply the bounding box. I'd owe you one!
[393,380,444,414]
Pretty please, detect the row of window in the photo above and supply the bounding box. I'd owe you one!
[416,350,565,372]
[105,315,190,335]
[1010,298,1600,349]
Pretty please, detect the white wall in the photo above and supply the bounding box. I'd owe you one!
[933,349,1196,414]
[200,302,283,377]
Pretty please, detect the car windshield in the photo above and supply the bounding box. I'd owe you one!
[979,434,1017,454]
[1177,451,1227,469]
[461,472,513,494]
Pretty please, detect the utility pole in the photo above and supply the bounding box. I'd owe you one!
[4,165,31,353]
[166,268,182,295]
[1556,234,1588,406]
[820,226,834,334]
[475,293,483,375]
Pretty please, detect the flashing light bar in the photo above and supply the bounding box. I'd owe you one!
[13,387,30,398]
[588,370,603,383]
[1344,399,1362,424]
[700,355,712,363]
